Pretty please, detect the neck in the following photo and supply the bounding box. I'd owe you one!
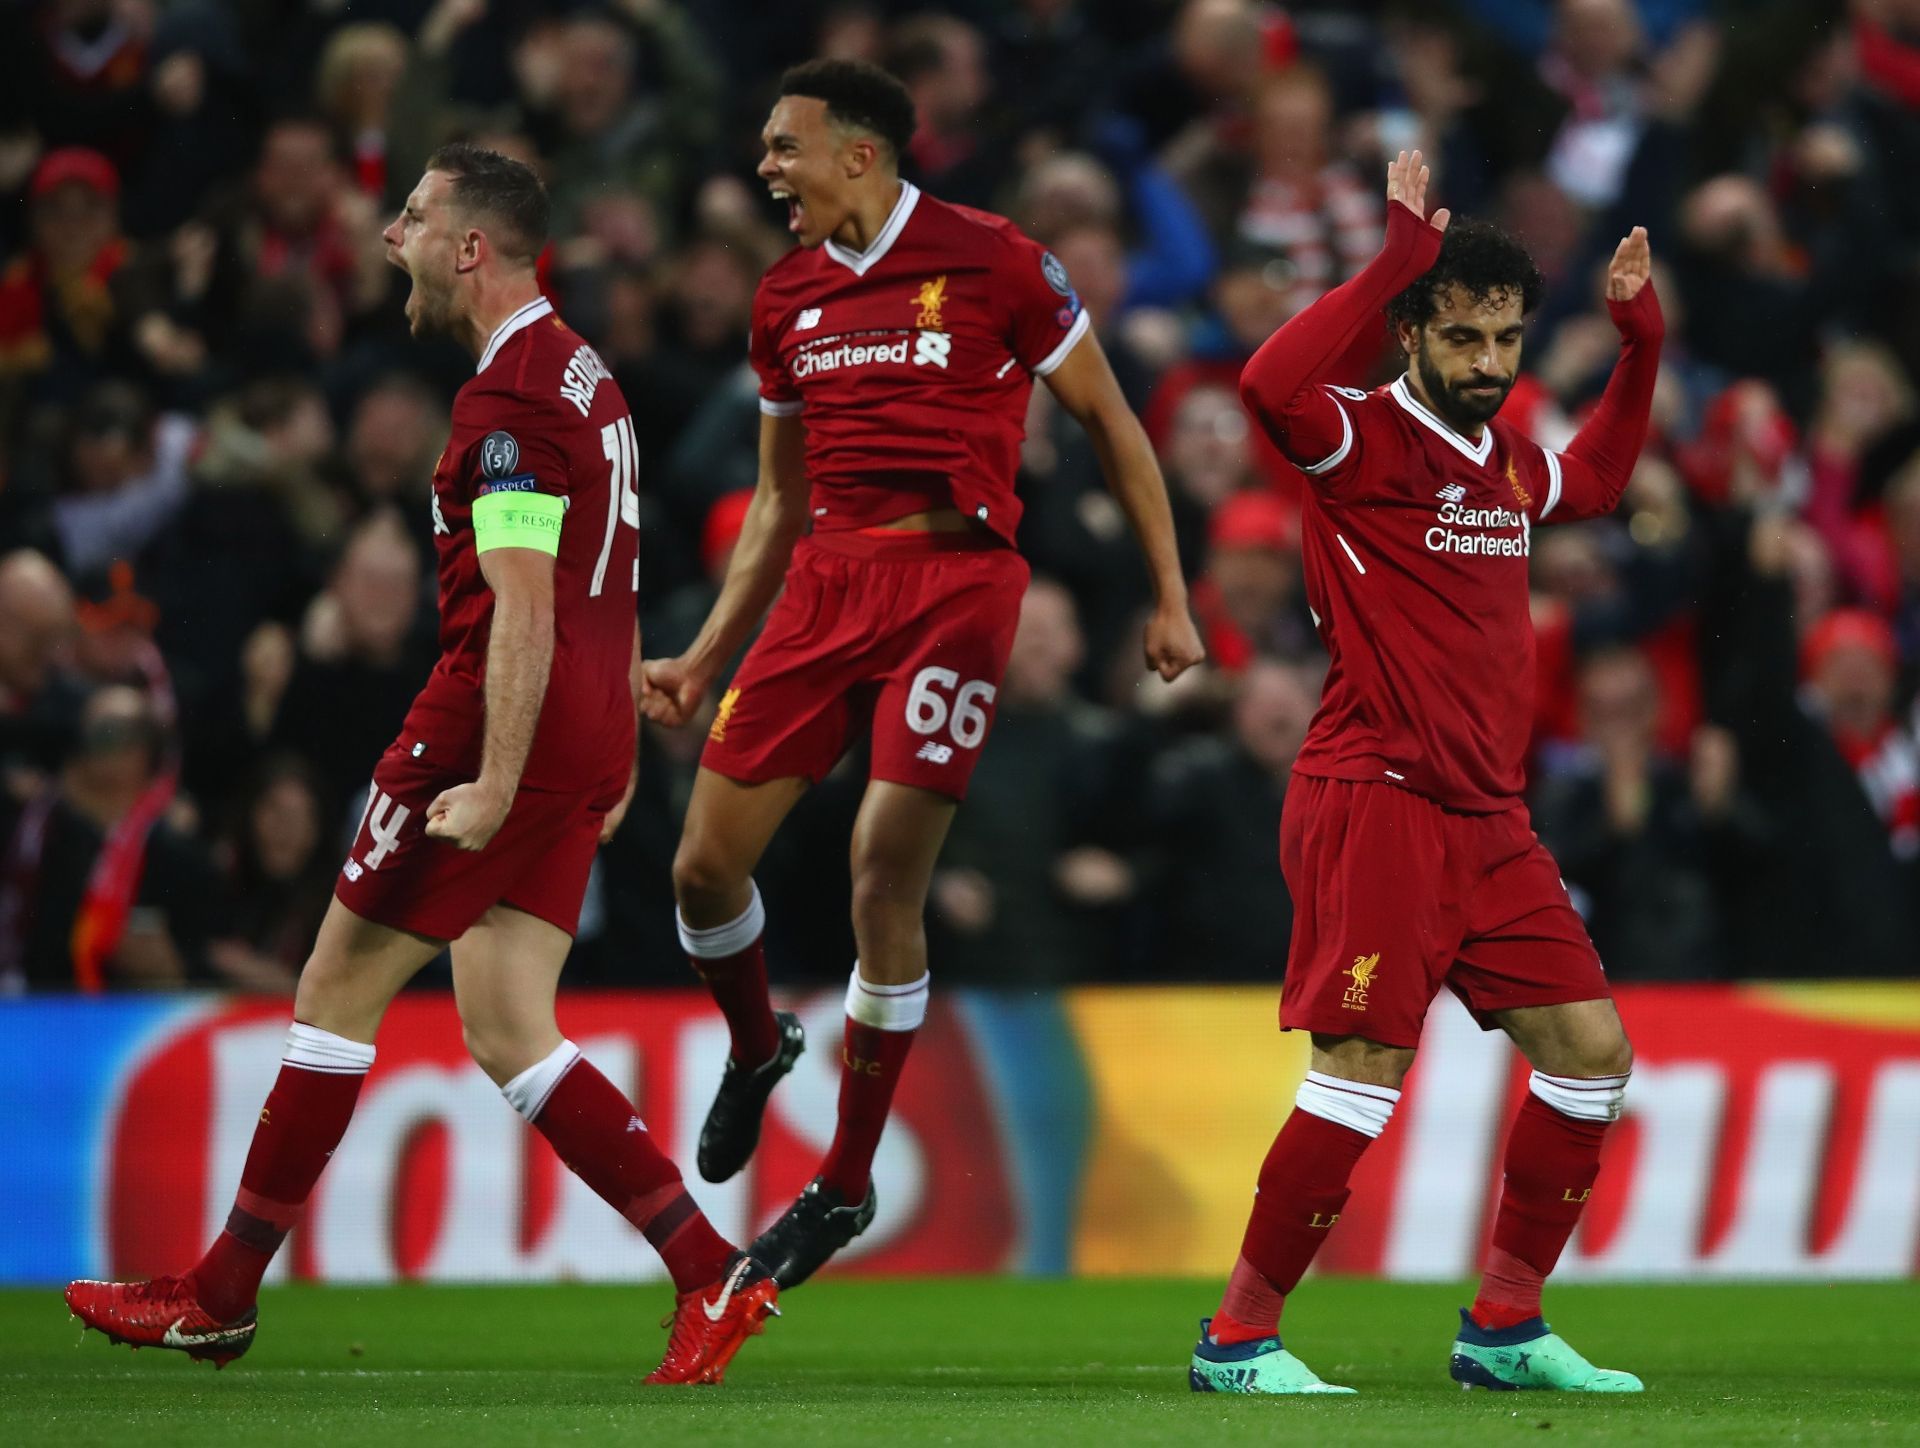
[1406,369,1485,441]
[460,274,544,363]
[831,177,903,253]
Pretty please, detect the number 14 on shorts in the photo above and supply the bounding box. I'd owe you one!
[906,667,994,765]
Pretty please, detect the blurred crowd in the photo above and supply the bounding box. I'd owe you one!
[2,0,1917,995]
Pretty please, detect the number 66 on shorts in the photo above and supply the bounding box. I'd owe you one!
[699,532,1029,802]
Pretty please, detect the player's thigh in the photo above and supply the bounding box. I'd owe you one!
[293,896,446,1041]
[674,768,811,900]
[1308,1032,1418,1090]
[336,750,513,944]
[1451,823,1615,1048]
[450,904,574,1085]
[697,553,866,802]
[868,550,1027,800]
[1492,997,1632,1079]
[1278,777,1460,1050]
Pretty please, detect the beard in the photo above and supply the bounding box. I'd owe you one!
[1416,339,1513,432]
[406,270,457,339]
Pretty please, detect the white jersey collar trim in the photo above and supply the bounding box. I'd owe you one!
[477,296,554,375]
[1390,374,1493,466]
[823,182,921,276]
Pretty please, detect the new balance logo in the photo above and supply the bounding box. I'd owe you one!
[342,859,364,882]
[915,742,954,765]
[1436,483,1467,503]
[797,308,822,330]
[627,1116,645,1133]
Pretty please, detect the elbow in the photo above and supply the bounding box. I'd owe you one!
[1236,374,1273,432]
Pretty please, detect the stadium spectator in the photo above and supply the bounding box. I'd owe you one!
[316,24,410,205]
[0,148,136,431]
[1141,657,1317,979]
[51,381,195,579]
[1531,646,1767,980]
[929,578,1143,983]
[889,13,1001,207]
[204,756,331,994]
[0,682,211,992]
[1190,490,1315,673]
[0,550,81,828]
[259,512,434,828]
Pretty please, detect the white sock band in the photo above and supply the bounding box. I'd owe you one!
[1293,1070,1401,1139]
[677,882,766,960]
[501,1039,583,1122]
[284,1021,376,1074]
[1530,1069,1629,1123]
[845,967,929,1032]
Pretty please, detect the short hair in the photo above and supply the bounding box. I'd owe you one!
[776,59,917,162]
[424,143,549,266]
[1385,219,1545,331]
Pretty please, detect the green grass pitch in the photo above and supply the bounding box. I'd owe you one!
[6,1279,1916,1446]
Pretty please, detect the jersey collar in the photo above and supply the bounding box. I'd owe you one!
[823,182,921,276]
[477,296,555,375]
[1390,374,1493,466]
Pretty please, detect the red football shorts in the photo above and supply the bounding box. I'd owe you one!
[332,740,613,941]
[1279,774,1610,1047]
[700,530,1029,801]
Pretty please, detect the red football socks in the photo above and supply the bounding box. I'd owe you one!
[1216,1105,1378,1340]
[1471,1091,1613,1330]
[816,1017,917,1201]
[189,1023,373,1323]
[696,939,781,1068]
[532,1055,733,1293]
[679,888,781,1067]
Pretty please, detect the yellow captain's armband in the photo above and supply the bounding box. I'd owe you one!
[472,489,564,555]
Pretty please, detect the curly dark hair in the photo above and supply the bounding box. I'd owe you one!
[1385,219,1545,331]
[777,59,917,162]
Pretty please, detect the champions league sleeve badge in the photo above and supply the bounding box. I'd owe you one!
[1041,250,1082,324]
[480,431,521,480]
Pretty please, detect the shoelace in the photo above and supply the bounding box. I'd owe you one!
[655,1293,707,1372]
[123,1277,186,1307]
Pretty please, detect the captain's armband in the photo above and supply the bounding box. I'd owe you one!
[472,489,564,555]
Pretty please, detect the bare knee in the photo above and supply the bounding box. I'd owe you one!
[1310,1033,1417,1090]
[461,1017,557,1087]
[1580,1029,1633,1079]
[672,836,751,924]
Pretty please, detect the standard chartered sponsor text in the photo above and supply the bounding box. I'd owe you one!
[793,338,910,378]
[1425,501,1530,557]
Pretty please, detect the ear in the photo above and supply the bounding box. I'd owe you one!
[843,135,880,181]
[455,228,485,275]
[1395,318,1419,359]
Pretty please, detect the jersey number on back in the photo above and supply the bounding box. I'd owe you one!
[593,416,641,597]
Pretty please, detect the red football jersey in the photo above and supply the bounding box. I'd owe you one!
[1288,377,1587,812]
[401,297,639,797]
[748,181,1090,544]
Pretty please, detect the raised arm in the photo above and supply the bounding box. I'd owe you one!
[640,410,808,727]
[1239,151,1448,470]
[1542,228,1666,523]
